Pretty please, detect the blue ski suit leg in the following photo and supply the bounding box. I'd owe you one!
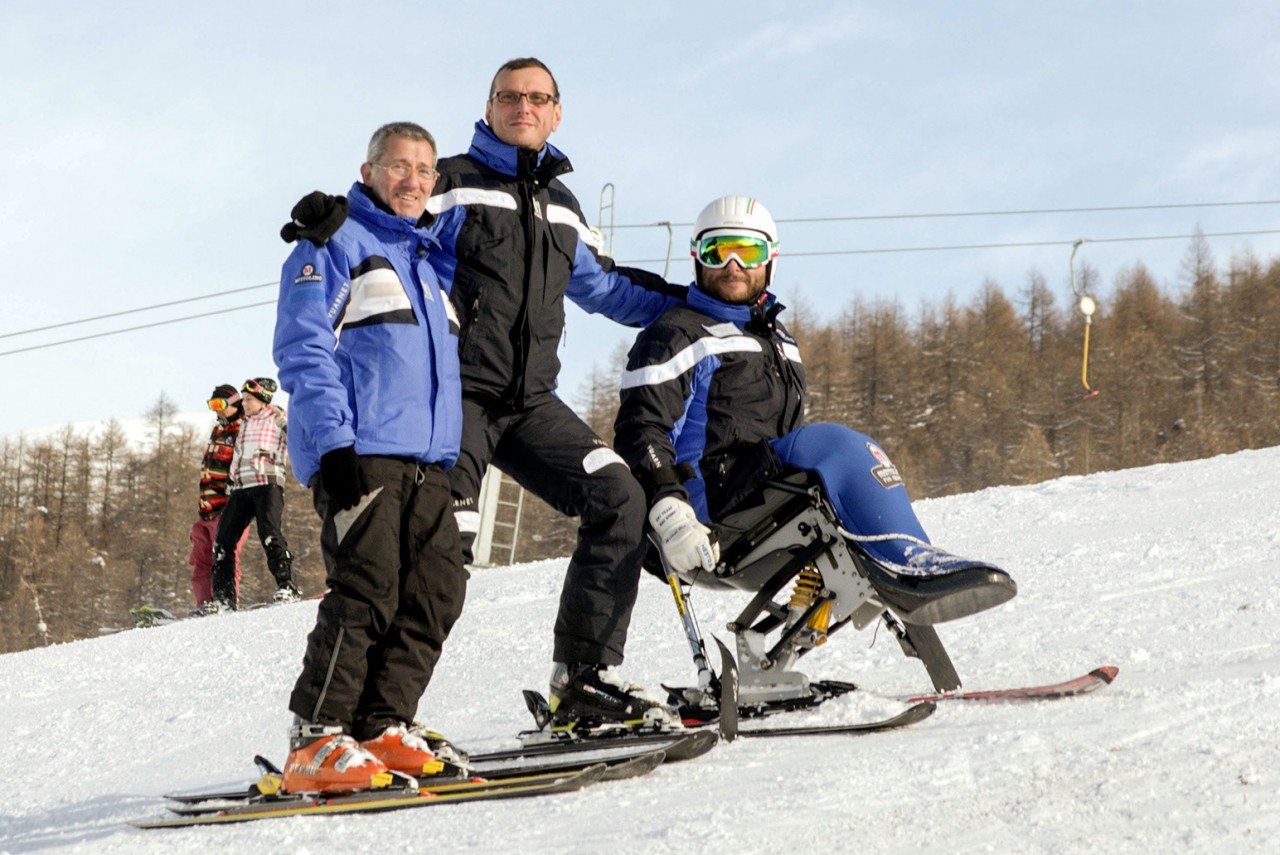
[769,423,931,568]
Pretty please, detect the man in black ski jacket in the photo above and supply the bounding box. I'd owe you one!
[283,58,685,727]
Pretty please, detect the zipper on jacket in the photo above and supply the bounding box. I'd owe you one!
[508,148,541,405]
[754,308,803,438]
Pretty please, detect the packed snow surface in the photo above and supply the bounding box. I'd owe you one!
[3,447,1278,853]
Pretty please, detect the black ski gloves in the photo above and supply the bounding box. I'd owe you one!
[280,192,349,246]
[320,446,363,511]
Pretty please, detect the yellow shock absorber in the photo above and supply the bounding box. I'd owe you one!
[808,601,831,642]
[789,568,822,609]
[789,569,831,644]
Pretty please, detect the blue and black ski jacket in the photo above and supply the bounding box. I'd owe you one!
[614,283,805,521]
[274,183,463,487]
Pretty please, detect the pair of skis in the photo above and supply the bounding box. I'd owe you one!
[137,765,611,827]
[99,597,314,634]
[133,729,716,828]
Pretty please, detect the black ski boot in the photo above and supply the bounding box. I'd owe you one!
[210,546,238,611]
[548,663,675,729]
[268,545,300,603]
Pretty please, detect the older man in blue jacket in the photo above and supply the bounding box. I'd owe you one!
[272,121,467,794]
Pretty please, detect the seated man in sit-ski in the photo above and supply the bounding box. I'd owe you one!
[613,196,1016,644]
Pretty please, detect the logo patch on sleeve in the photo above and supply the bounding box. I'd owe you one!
[294,263,324,284]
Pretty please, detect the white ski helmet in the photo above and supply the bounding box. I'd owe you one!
[691,195,779,286]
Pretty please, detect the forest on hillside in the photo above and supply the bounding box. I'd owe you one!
[3,235,1277,654]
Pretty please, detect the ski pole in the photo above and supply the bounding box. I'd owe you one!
[648,534,717,695]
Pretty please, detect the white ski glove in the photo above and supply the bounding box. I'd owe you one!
[648,496,719,574]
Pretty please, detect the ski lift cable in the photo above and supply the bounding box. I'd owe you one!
[609,199,1280,230]
[0,281,279,341]
[621,227,1280,265]
[0,301,276,358]
[7,227,1280,360]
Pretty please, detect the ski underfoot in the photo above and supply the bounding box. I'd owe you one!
[482,727,717,763]
[735,700,937,738]
[134,764,610,828]
[161,730,709,809]
[669,663,1119,739]
[102,593,327,634]
[699,644,939,740]
[136,736,694,828]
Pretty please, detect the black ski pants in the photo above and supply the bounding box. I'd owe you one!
[450,393,646,667]
[212,483,292,605]
[289,457,468,739]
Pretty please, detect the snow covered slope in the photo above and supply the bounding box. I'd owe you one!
[3,447,1278,853]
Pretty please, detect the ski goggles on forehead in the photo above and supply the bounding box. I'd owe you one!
[692,233,778,269]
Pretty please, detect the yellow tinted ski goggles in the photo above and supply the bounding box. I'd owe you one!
[692,233,778,269]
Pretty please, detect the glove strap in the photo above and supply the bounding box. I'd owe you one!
[634,462,697,495]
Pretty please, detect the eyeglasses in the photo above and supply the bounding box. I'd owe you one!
[371,161,440,183]
[692,234,778,269]
[208,397,235,412]
[490,90,558,107]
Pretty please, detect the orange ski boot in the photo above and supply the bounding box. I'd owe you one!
[283,722,395,795]
[361,724,447,778]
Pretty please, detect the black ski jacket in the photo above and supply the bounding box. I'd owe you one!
[429,121,685,406]
[613,283,806,521]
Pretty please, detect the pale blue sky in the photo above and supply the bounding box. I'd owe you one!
[4,1,1279,435]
